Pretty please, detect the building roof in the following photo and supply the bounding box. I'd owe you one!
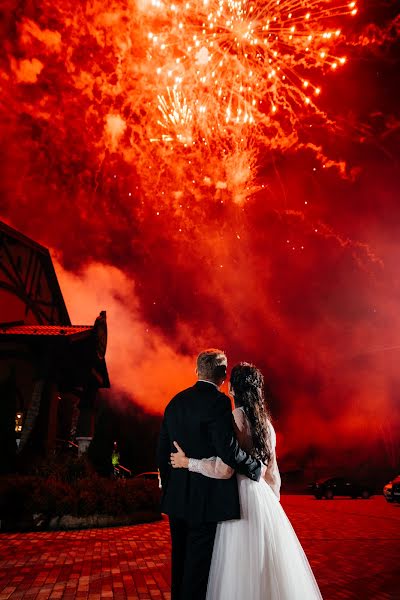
[0,220,71,325]
[0,220,50,255]
[0,324,93,340]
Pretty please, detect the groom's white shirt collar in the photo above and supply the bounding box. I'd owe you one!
[198,379,219,389]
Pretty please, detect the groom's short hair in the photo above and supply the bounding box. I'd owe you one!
[197,349,227,382]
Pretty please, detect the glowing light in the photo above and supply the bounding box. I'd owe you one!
[11,0,358,207]
[156,88,194,144]
[161,5,350,144]
[131,0,358,201]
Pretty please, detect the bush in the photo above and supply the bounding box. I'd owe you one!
[32,454,93,483]
[30,478,76,516]
[0,475,160,524]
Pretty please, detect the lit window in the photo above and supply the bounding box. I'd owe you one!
[15,412,23,433]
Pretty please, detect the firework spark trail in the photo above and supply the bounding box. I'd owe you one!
[2,0,384,273]
[2,0,382,270]
[354,13,400,47]
[140,0,359,204]
[2,0,361,208]
[143,0,357,130]
[141,0,360,184]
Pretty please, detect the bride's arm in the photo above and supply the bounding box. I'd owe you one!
[170,442,234,479]
[264,422,281,499]
[189,456,234,479]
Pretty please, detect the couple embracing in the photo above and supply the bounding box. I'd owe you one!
[158,349,322,600]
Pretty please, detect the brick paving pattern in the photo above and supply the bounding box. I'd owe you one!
[0,496,398,600]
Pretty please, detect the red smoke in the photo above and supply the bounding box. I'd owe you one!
[0,0,399,473]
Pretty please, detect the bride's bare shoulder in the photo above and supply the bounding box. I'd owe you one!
[266,419,277,444]
[232,407,248,430]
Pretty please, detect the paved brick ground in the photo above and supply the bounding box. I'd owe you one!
[0,496,398,600]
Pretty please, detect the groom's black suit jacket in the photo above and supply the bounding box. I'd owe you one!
[158,381,262,524]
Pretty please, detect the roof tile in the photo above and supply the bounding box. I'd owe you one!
[0,325,93,336]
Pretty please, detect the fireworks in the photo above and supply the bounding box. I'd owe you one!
[155,88,193,143]
[3,0,359,206]
[143,0,357,143]
[135,0,358,202]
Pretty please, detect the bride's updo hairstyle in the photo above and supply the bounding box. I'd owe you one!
[230,362,272,465]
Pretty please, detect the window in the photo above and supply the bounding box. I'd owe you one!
[15,412,23,433]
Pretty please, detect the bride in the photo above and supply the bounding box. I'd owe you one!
[170,362,323,600]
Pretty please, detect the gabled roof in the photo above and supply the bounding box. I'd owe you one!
[0,220,49,255]
[0,220,70,325]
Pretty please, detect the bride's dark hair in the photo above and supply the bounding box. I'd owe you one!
[230,362,272,464]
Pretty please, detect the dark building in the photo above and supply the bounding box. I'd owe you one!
[0,221,110,472]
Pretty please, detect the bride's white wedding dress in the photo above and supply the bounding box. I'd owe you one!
[188,408,323,600]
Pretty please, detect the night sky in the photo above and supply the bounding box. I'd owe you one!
[1,0,399,473]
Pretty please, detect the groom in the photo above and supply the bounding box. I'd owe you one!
[158,349,263,600]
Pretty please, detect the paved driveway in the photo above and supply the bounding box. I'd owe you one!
[0,496,398,599]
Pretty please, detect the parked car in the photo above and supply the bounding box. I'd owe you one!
[309,477,373,499]
[383,475,400,503]
[134,471,161,488]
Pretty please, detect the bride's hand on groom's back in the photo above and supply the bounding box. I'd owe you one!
[170,441,190,469]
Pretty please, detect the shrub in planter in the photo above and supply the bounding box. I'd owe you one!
[0,474,161,528]
[101,479,126,516]
[75,477,108,516]
[122,480,160,512]
[32,455,93,483]
[30,478,76,517]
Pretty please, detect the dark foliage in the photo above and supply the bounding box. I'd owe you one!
[0,475,160,520]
